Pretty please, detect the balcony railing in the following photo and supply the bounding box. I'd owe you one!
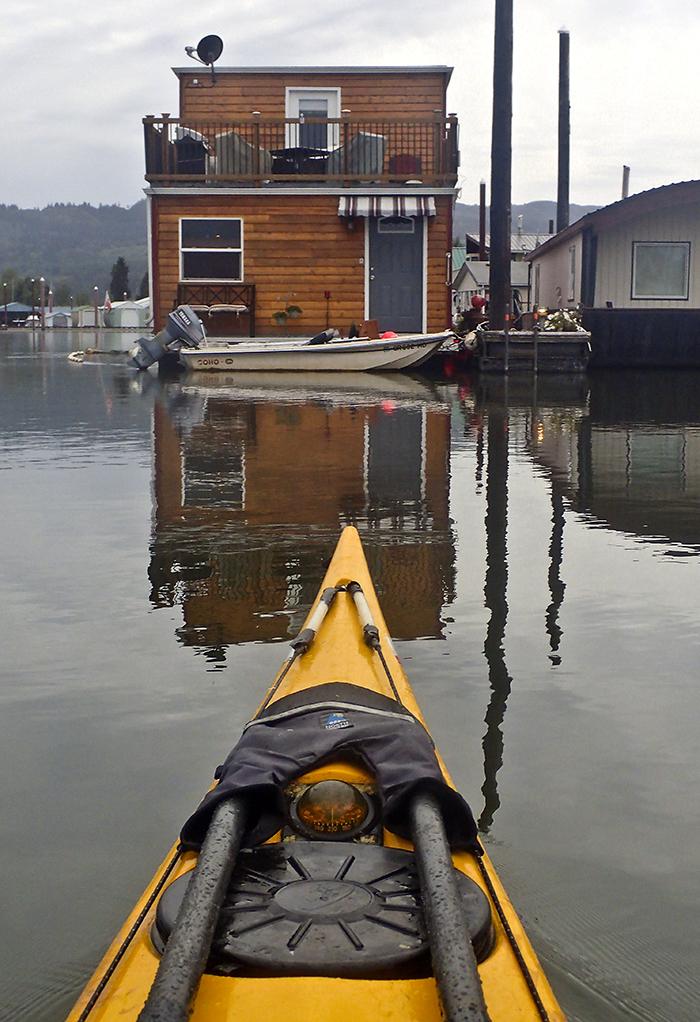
[144,116,459,186]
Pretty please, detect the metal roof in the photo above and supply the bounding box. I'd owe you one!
[465,232,553,253]
[452,247,468,275]
[528,179,700,260]
[455,260,530,289]
[173,65,453,78]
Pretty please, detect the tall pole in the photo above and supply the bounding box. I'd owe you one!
[557,29,570,232]
[2,283,7,328]
[93,285,99,329]
[39,277,46,329]
[479,180,487,261]
[489,0,513,331]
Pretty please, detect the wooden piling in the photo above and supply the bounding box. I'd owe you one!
[489,0,513,332]
[557,30,570,232]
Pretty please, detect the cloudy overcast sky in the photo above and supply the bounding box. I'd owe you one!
[3,0,699,209]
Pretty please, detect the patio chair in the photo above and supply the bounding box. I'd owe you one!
[207,130,273,177]
[326,131,386,176]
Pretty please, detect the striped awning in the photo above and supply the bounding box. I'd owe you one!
[338,195,436,218]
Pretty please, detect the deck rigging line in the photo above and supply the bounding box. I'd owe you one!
[474,855,551,1022]
[75,849,181,1022]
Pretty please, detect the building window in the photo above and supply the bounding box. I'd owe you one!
[377,215,415,234]
[632,241,690,300]
[180,218,243,281]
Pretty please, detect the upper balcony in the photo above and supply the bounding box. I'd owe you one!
[143,115,459,187]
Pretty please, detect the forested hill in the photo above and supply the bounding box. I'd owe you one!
[0,198,600,301]
[0,201,148,301]
[453,200,599,237]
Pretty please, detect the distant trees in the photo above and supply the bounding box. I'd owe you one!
[1,267,79,307]
[1,268,37,305]
[137,272,149,299]
[0,201,148,298]
[110,256,130,299]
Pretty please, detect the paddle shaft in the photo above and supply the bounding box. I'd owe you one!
[347,581,402,703]
[259,586,340,714]
[138,796,248,1022]
[409,791,491,1022]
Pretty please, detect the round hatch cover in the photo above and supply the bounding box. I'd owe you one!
[155,841,493,976]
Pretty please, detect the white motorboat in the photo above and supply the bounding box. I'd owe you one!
[179,331,451,372]
[128,306,451,374]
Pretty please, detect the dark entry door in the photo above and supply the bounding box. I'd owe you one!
[369,216,424,333]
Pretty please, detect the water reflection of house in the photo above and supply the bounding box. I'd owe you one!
[526,374,700,551]
[149,379,456,648]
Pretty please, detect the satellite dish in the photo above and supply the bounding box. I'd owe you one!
[196,35,223,66]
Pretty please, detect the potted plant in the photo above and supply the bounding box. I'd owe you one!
[272,297,303,331]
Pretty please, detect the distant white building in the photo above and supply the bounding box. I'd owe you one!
[452,260,531,312]
[529,180,700,310]
[73,305,105,328]
[45,308,72,328]
[104,298,151,329]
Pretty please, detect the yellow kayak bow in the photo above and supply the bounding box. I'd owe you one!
[68,526,565,1022]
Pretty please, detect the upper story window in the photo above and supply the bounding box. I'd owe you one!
[180,218,243,281]
[632,241,690,300]
[285,88,341,150]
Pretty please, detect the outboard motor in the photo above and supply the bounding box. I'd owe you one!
[129,305,207,371]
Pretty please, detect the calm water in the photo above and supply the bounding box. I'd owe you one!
[1,329,699,1022]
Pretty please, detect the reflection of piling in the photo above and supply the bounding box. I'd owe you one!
[546,482,566,663]
[489,0,513,330]
[479,409,512,832]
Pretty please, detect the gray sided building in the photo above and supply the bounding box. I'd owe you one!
[529,180,700,366]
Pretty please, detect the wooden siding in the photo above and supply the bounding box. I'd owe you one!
[151,193,452,334]
[178,71,448,122]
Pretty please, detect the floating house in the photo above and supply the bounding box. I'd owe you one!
[462,231,553,262]
[45,308,73,328]
[2,301,33,325]
[143,65,459,336]
[452,259,531,313]
[529,180,700,366]
[72,305,105,328]
[103,298,151,329]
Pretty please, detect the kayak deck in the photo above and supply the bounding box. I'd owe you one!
[68,527,564,1022]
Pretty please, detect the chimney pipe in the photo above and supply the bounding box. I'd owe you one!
[557,29,570,232]
[548,218,555,234]
[622,165,630,199]
[479,180,487,260]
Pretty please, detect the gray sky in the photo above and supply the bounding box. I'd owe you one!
[4,0,699,209]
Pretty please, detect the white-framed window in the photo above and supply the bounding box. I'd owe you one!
[568,245,576,301]
[632,241,690,300]
[285,87,341,150]
[179,218,243,282]
[377,215,415,234]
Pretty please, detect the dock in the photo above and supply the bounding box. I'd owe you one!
[477,329,591,373]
